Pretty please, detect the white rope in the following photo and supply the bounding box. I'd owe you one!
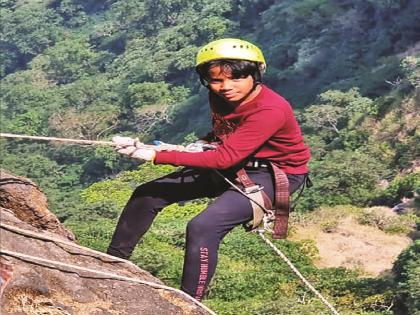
[0,249,217,315]
[0,133,115,146]
[257,231,340,315]
[0,222,131,264]
[1,134,339,314]
[0,223,217,315]
[210,172,340,314]
[213,169,270,213]
[0,133,182,151]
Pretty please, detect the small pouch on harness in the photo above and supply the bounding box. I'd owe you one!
[235,168,273,231]
[236,163,291,238]
[246,190,267,230]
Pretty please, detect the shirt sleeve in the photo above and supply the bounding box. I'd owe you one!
[155,107,286,169]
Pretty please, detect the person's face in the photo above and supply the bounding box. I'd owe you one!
[207,65,255,105]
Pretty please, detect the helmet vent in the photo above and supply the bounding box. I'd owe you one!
[195,38,266,68]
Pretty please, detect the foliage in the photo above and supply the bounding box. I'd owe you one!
[298,150,385,210]
[71,193,398,314]
[39,38,106,84]
[392,241,420,315]
[80,163,176,210]
[373,173,420,207]
[2,1,420,314]
[357,208,418,234]
[0,2,64,76]
[401,55,420,89]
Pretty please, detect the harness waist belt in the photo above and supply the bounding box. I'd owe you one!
[245,160,269,168]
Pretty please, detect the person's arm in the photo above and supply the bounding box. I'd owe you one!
[155,107,285,169]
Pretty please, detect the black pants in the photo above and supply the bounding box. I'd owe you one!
[107,167,306,301]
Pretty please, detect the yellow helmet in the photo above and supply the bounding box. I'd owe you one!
[196,38,266,69]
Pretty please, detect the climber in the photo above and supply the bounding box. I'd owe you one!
[107,38,311,301]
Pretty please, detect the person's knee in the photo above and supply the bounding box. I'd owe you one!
[123,184,168,215]
[131,183,153,198]
[186,216,215,239]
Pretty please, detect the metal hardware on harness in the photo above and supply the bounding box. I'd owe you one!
[212,170,340,315]
[212,170,269,214]
[213,169,275,232]
[243,184,264,194]
[246,160,269,168]
[260,210,275,233]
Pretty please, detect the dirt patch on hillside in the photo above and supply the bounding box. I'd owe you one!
[290,207,413,276]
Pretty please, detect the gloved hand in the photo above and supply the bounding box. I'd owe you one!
[113,136,156,161]
[152,140,185,152]
[116,146,156,161]
[185,140,217,152]
[112,136,141,148]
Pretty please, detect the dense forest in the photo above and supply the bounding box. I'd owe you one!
[1,0,419,314]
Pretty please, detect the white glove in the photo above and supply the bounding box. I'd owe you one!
[113,136,155,161]
[112,136,141,149]
[185,140,217,152]
[117,146,156,161]
[153,140,185,152]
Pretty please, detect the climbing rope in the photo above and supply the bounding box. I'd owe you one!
[0,222,217,315]
[1,133,340,314]
[212,171,341,315]
[0,133,115,146]
[257,231,340,315]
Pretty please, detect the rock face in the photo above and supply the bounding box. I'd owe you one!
[0,169,75,241]
[0,170,213,315]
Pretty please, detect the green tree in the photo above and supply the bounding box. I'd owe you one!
[0,70,63,134]
[393,241,420,315]
[401,56,420,89]
[0,3,63,76]
[40,38,105,84]
[299,150,386,210]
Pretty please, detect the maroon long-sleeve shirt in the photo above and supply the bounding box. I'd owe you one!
[155,85,310,174]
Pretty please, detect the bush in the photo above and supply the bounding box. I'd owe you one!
[393,241,420,315]
[357,207,417,234]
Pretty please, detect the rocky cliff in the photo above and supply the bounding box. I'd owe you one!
[0,170,215,315]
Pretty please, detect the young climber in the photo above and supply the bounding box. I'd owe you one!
[107,38,311,301]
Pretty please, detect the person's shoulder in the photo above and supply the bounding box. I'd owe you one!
[258,85,292,109]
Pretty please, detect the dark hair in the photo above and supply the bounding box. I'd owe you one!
[196,59,261,87]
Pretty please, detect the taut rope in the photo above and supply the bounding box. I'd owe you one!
[1,133,340,314]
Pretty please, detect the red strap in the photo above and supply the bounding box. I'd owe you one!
[235,168,272,210]
[271,163,290,239]
[236,168,255,188]
[236,166,289,238]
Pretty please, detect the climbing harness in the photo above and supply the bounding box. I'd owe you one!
[215,161,291,239]
[213,168,341,315]
[0,133,340,315]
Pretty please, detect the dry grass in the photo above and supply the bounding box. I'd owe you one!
[5,288,70,315]
[289,206,415,276]
[4,287,121,315]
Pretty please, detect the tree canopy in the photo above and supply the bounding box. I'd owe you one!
[1,1,419,314]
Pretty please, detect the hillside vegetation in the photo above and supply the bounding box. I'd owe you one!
[1,0,419,314]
